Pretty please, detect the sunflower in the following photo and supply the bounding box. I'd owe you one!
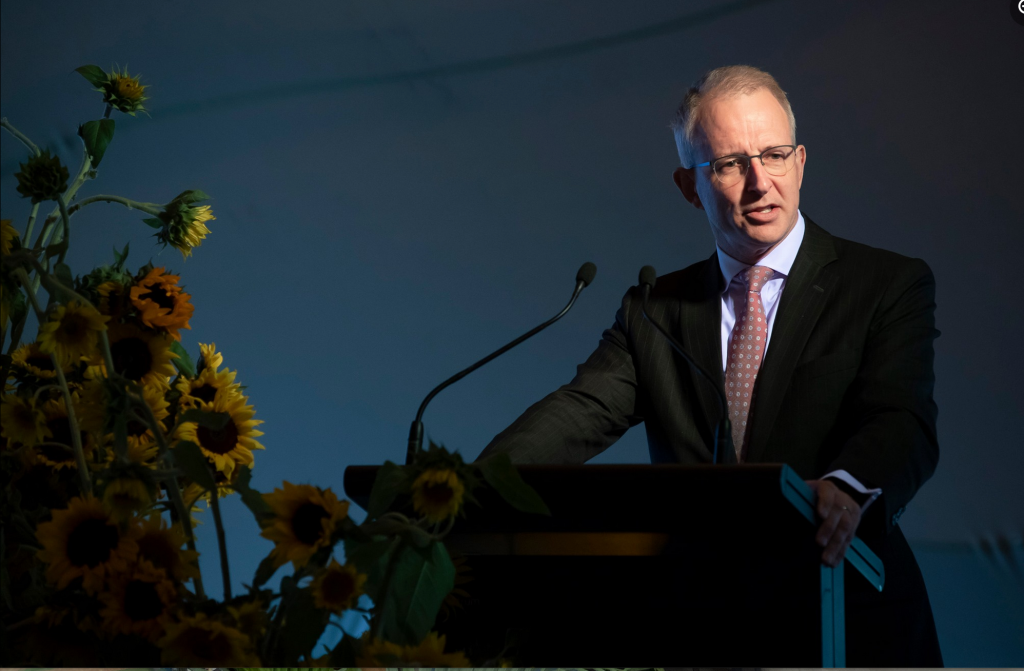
[35,393,99,470]
[129,266,194,339]
[260,482,349,569]
[175,363,239,408]
[311,558,367,613]
[355,631,470,667]
[36,300,109,366]
[102,475,153,521]
[98,65,150,116]
[174,389,263,478]
[0,394,49,447]
[11,341,69,379]
[157,199,215,260]
[1,218,17,255]
[198,341,223,371]
[411,468,466,523]
[128,381,171,440]
[157,612,261,665]
[133,514,200,582]
[124,434,160,468]
[35,495,139,594]
[96,279,131,320]
[99,560,177,641]
[93,322,177,388]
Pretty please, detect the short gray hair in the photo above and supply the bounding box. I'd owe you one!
[671,65,797,168]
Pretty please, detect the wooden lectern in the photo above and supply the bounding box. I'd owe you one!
[344,463,884,667]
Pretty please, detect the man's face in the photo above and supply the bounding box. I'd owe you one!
[674,88,806,264]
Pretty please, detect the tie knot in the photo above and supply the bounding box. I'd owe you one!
[745,265,774,293]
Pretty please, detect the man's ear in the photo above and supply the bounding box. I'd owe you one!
[673,167,704,210]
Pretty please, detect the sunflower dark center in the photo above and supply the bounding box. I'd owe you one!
[111,336,153,381]
[137,534,177,574]
[58,313,90,341]
[196,414,238,455]
[141,285,176,312]
[126,419,150,437]
[190,384,217,404]
[323,569,356,603]
[123,579,164,621]
[66,517,119,567]
[291,503,329,545]
[26,353,55,371]
[423,482,455,505]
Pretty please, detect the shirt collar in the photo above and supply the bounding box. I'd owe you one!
[716,210,805,291]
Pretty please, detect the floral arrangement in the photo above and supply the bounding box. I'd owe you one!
[0,64,549,666]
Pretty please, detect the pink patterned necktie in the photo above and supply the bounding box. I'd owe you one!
[726,265,774,462]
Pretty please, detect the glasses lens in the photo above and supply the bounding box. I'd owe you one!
[761,146,794,175]
[713,156,747,186]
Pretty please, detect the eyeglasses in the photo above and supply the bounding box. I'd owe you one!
[695,145,798,187]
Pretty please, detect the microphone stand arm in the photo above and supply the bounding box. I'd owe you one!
[640,286,735,465]
[406,281,587,465]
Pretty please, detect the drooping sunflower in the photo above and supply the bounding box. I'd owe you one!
[411,467,466,523]
[93,322,177,388]
[0,394,49,447]
[10,341,69,379]
[157,200,215,260]
[174,389,263,478]
[99,560,177,641]
[133,514,200,582]
[1,218,17,254]
[175,364,239,408]
[36,300,109,367]
[311,558,367,613]
[129,266,194,339]
[260,482,349,569]
[157,612,261,665]
[35,393,99,470]
[35,495,139,594]
[102,475,153,522]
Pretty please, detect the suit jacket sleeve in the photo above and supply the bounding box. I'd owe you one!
[824,256,939,535]
[476,291,645,464]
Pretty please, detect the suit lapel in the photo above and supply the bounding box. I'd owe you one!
[745,217,839,462]
[677,251,726,448]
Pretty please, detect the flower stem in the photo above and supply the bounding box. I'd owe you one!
[370,535,405,640]
[103,104,112,119]
[22,202,40,249]
[13,267,92,495]
[0,117,41,156]
[209,484,233,601]
[65,194,163,217]
[55,194,72,265]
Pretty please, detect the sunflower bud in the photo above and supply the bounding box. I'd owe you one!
[100,66,149,116]
[15,150,69,203]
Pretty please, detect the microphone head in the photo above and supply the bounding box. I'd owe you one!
[576,262,597,287]
[639,265,657,288]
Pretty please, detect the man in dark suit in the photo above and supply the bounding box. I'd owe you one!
[477,65,943,666]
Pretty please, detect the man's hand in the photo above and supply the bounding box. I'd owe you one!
[805,478,862,568]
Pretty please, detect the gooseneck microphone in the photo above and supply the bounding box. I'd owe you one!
[638,266,735,465]
[406,262,598,464]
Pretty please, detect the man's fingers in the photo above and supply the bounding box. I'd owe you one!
[821,509,860,566]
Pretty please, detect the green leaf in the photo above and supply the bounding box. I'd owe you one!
[233,465,272,525]
[74,64,107,87]
[252,551,279,589]
[169,340,196,378]
[343,537,392,599]
[172,189,211,205]
[77,119,115,168]
[477,452,551,516]
[366,460,407,519]
[171,440,216,490]
[141,217,163,229]
[177,408,229,430]
[112,242,130,269]
[53,262,74,289]
[379,540,456,645]
[7,290,27,331]
[277,587,330,663]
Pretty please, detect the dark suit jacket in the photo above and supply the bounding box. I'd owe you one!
[478,215,943,665]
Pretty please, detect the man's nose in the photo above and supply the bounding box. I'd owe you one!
[745,157,772,193]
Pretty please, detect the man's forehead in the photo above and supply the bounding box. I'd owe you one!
[696,89,792,154]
